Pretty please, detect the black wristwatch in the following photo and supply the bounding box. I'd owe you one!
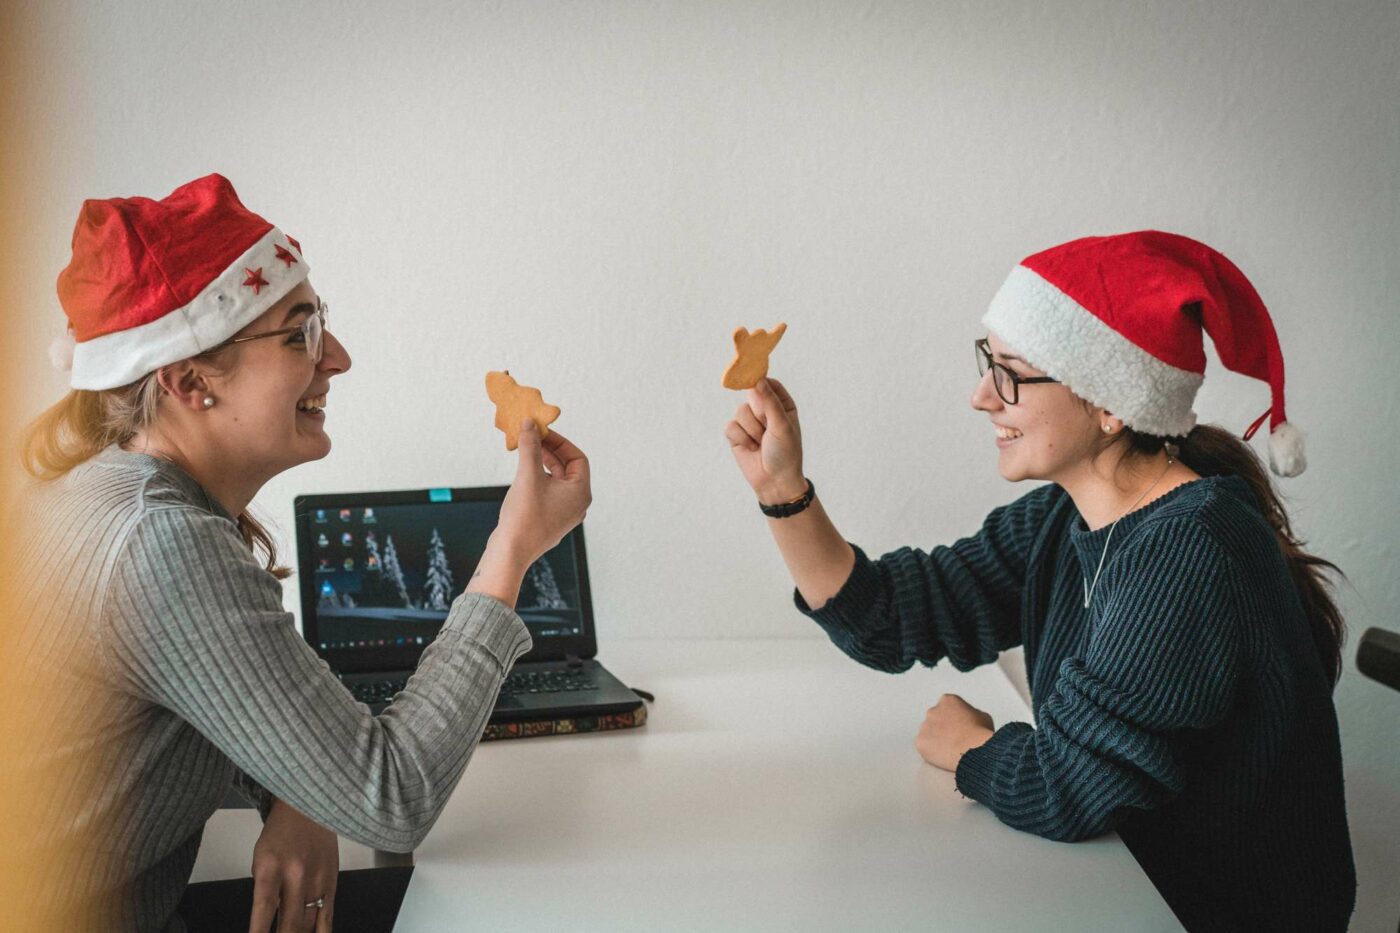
[759,479,816,518]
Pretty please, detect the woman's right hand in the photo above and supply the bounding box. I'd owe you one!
[495,419,592,566]
[468,419,590,608]
[724,377,806,503]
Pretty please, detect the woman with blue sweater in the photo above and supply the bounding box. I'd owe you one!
[724,231,1355,931]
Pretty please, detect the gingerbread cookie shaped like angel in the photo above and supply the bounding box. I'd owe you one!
[722,323,787,390]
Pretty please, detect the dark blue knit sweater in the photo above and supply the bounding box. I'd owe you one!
[799,475,1355,932]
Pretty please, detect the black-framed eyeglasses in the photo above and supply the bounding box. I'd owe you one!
[221,301,328,363]
[975,337,1058,405]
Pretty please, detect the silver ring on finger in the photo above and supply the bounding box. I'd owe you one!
[303,896,325,910]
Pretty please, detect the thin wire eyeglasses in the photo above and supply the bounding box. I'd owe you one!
[975,337,1058,405]
[221,301,328,363]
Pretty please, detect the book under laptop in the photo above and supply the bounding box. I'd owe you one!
[293,485,643,726]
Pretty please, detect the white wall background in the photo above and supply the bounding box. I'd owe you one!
[9,1,1397,927]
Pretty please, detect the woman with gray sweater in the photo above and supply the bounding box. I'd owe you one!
[10,173,590,932]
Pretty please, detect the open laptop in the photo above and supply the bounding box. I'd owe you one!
[293,485,643,725]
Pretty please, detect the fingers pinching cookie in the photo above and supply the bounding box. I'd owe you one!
[485,371,561,451]
[722,323,787,390]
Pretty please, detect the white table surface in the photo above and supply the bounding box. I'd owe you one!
[194,638,1181,931]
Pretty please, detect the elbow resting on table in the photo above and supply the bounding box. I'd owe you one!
[377,829,427,854]
[829,629,918,675]
[1036,819,1112,845]
[1016,803,1122,844]
[352,809,437,854]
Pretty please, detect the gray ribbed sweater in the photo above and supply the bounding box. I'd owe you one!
[8,446,531,931]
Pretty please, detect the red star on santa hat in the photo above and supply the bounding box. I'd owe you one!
[274,244,298,267]
[243,267,270,294]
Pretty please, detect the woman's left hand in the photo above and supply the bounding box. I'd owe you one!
[915,694,996,772]
[248,798,339,933]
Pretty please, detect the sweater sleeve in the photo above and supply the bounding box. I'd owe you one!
[230,766,275,821]
[796,483,1062,673]
[101,506,532,853]
[954,519,1243,842]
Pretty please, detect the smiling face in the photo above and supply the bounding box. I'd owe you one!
[970,331,1106,484]
[199,279,352,477]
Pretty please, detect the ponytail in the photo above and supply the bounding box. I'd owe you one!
[1121,424,1346,685]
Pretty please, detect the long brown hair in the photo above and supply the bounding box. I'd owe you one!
[1116,423,1346,685]
[21,366,290,580]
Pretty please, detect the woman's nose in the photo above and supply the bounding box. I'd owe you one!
[970,369,1001,413]
[318,330,352,375]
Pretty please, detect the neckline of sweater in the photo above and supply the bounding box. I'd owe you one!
[99,444,234,521]
[1066,473,1246,548]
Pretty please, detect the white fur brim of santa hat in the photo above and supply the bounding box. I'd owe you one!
[981,231,1307,477]
[984,264,1204,438]
[62,227,309,391]
[54,173,311,392]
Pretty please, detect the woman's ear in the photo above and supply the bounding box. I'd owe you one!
[156,361,213,412]
[1099,410,1124,434]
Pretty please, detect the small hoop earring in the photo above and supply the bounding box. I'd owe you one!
[202,396,215,409]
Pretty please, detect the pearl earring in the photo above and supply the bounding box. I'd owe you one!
[1102,423,1113,433]
[202,396,215,409]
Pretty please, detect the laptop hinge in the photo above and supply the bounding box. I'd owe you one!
[565,654,584,669]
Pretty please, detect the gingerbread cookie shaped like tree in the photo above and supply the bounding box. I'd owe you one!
[486,371,562,451]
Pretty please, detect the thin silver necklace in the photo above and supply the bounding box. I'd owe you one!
[1082,456,1174,609]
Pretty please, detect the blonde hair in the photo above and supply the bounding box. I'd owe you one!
[22,371,291,579]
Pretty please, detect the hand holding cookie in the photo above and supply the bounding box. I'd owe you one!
[496,417,591,565]
[471,372,590,607]
[723,376,805,503]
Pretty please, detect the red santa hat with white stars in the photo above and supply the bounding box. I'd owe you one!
[52,173,310,391]
[982,230,1306,477]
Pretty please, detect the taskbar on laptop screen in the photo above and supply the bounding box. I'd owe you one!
[301,497,585,667]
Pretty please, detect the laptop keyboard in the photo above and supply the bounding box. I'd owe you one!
[348,679,407,706]
[499,669,598,697]
[347,668,598,706]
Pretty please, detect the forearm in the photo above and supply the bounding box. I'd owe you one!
[759,479,856,609]
[264,596,529,851]
[113,510,535,852]
[464,534,528,609]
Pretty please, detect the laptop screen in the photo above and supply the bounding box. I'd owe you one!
[294,487,594,672]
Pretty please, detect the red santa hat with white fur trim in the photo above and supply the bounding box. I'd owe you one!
[981,230,1305,477]
[53,173,309,391]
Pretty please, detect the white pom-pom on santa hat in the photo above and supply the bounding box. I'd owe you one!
[49,329,76,372]
[1268,421,1306,478]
